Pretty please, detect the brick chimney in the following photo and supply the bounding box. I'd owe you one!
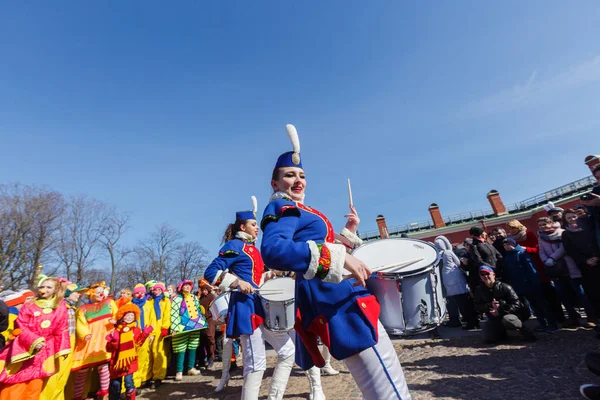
[585,155,600,172]
[376,214,390,239]
[487,190,507,216]
[428,203,446,228]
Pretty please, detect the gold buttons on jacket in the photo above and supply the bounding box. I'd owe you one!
[42,308,53,315]
[40,320,51,329]
[361,302,367,309]
[319,318,324,324]
[34,311,41,317]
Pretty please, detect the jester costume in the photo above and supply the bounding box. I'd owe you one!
[260,124,412,400]
[0,295,70,400]
[204,199,295,400]
[169,280,207,375]
[146,282,171,382]
[71,283,118,400]
[130,284,156,388]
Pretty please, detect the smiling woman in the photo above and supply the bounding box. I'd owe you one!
[0,276,70,400]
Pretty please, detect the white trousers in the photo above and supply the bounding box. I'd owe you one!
[240,326,295,377]
[344,322,412,400]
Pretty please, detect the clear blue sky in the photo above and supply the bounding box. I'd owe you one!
[1,2,599,255]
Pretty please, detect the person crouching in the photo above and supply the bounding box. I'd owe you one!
[106,304,154,400]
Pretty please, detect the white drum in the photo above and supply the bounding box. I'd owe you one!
[259,277,296,332]
[351,238,446,336]
[209,292,230,325]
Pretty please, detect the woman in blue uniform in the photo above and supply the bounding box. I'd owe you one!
[260,125,412,400]
[203,197,295,400]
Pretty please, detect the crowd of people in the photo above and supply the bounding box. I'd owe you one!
[0,132,598,400]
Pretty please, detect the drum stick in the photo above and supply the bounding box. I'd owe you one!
[343,258,424,280]
[347,179,354,207]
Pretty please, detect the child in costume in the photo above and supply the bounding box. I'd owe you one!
[39,281,87,400]
[146,282,171,388]
[71,282,118,400]
[260,125,412,400]
[0,277,70,400]
[204,197,297,400]
[106,303,154,400]
[169,279,207,381]
[130,284,156,388]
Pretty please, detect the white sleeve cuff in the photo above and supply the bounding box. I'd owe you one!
[210,270,224,286]
[218,272,238,293]
[303,241,346,284]
[304,241,321,280]
[340,227,363,247]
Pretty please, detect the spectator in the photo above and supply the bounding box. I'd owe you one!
[538,216,592,328]
[473,266,536,343]
[562,208,600,321]
[502,238,559,332]
[580,164,600,248]
[198,279,216,371]
[434,236,477,329]
[492,228,508,257]
[507,219,565,323]
[469,226,503,278]
[460,238,479,292]
[544,202,565,225]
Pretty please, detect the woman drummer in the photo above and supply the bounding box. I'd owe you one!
[260,124,412,400]
[203,198,296,400]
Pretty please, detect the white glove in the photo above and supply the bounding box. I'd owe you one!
[544,258,555,266]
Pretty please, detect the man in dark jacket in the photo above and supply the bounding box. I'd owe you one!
[470,226,504,278]
[474,266,536,343]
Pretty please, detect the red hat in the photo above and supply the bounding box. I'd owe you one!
[4,290,35,307]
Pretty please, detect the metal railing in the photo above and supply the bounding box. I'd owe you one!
[358,175,596,240]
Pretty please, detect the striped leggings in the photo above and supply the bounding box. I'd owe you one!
[171,331,201,354]
[73,363,110,399]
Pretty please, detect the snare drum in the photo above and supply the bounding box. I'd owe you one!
[351,238,446,336]
[209,292,230,325]
[259,277,296,332]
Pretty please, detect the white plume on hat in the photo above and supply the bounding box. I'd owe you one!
[543,202,555,212]
[251,196,258,217]
[286,124,300,154]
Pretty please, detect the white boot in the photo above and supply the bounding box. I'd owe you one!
[266,353,294,400]
[241,370,265,400]
[320,346,339,376]
[215,339,232,392]
[307,366,326,400]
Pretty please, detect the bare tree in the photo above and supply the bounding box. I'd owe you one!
[173,241,209,283]
[98,205,131,291]
[56,196,107,283]
[0,184,65,290]
[134,223,183,284]
[81,267,110,287]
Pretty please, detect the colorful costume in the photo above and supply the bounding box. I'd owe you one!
[0,296,70,400]
[204,198,295,400]
[106,303,153,400]
[260,124,411,400]
[40,283,87,400]
[169,280,207,376]
[147,282,171,382]
[130,284,156,387]
[72,283,118,400]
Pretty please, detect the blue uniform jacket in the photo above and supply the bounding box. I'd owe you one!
[260,198,380,370]
[204,238,265,337]
[503,245,542,296]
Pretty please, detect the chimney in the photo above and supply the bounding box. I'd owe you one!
[487,190,507,216]
[376,215,390,239]
[585,155,600,172]
[428,203,446,228]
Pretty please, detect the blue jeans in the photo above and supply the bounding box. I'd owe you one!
[109,373,134,400]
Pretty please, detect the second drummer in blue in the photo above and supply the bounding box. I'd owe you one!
[203,197,295,400]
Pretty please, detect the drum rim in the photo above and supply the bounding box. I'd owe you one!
[259,276,295,301]
[351,237,441,277]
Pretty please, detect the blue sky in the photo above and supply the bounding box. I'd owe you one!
[1,2,599,255]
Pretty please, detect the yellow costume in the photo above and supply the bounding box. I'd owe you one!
[147,283,172,381]
[130,284,156,388]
